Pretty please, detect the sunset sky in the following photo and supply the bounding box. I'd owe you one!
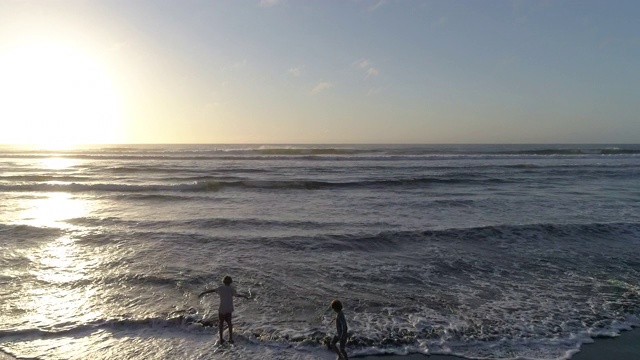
[0,0,638,145]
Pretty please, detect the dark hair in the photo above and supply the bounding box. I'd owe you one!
[223,276,232,285]
[331,299,343,312]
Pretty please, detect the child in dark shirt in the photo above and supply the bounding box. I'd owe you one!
[330,299,348,360]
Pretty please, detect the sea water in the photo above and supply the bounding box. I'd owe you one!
[1,144,639,360]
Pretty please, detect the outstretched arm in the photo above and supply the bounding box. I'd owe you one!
[198,289,217,298]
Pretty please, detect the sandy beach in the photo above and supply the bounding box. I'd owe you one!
[0,352,15,360]
[360,329,640,360]
[2,329,638,359]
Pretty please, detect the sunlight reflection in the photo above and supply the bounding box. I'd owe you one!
[26,264,102,330]
[20,192,87,228]
[25,236,103,332]
[19,189,103,331]
[37,236,85,283]
[40,156,76,170]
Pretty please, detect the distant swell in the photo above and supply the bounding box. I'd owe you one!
[1,145,639,162]
[65,216,348,230]
[254,148,361,155]
[0,175,91,182]
[0,223,62,238]
[262,222,640,253]
[0,176,507,194]
[512,148,640,155]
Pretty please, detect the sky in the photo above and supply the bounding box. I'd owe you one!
[0,0,638,145]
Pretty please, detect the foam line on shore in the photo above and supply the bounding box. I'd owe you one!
[359,328,640,360]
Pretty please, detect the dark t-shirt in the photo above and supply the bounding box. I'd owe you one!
[336,311,348,338]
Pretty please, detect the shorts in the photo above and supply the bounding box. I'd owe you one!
[218,312,232,322]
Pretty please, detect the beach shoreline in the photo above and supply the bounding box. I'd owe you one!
[2,329,638,359]
[358,328,640,360]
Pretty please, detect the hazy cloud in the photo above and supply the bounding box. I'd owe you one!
[311,81,333,94]
[368,0,385,12]
[354,58,370,70]
[353,58,380,78]
[288,66,303,77]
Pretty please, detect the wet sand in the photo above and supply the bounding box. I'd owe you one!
[0,352,16,360]
[360,328,640,360]
[2,329,638,359]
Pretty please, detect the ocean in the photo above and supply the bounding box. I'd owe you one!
[1,144,639,360]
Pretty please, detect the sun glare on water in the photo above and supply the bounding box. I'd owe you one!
[0,42,124,148]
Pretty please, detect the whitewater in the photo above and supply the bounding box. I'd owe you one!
[1,144,639,360]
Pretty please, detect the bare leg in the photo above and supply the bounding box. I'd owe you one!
[331,337,345,360]
[225,313,234,343]
[218,313,225,343]
[339,342,348,360]
[334,346,344,360]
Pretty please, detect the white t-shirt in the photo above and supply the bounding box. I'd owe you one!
[216,285,238,314]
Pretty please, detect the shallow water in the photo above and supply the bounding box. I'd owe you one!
[1,144,640,359]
